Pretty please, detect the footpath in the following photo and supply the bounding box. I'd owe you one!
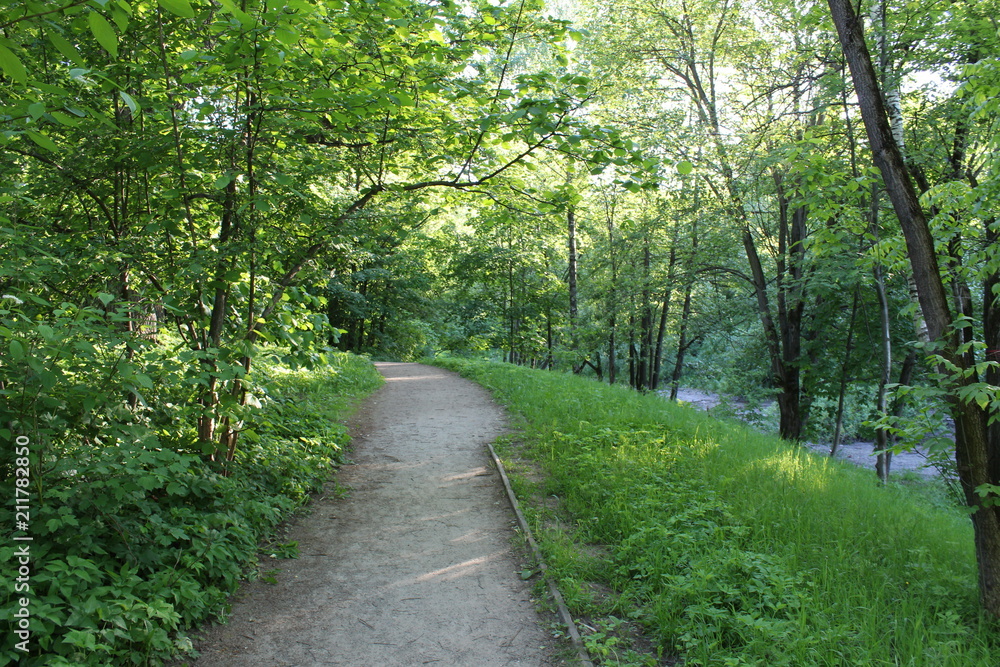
[190,362,563,666]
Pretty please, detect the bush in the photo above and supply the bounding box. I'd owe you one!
[0,353,381,666]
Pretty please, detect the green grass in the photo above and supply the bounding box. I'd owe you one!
[432,358,997,666]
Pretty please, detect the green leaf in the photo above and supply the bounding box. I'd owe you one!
[88,12,119,58]
[677,160,693,175]
[97,292,115,306]
[25,130,58,152]
[274,26,299,45]
[159,0,195,19]
[39,370,56,389]
[49,111,80,127]
[9,339,25,360]
[111,5,130,31]
[64,629,98,651]
[166,481,188,496]
[119,91,139,114]
[136,475,159,491]
[217,0,253,26]
[0,44,27,84]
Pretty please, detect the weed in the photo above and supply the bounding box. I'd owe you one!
[265,541,300,560]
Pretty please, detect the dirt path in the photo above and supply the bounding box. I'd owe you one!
[190,362,561,666]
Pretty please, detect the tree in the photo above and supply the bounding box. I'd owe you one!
[827,0,1000,617]
[579,0,826,437]
[0,0,640,468]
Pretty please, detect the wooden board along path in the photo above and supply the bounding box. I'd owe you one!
[190,362,567,666]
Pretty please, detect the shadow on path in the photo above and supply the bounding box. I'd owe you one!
[190,362,559,666]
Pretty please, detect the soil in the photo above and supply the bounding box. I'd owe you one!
[188,362,567,666]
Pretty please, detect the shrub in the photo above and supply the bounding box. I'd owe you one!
[0,353,381,665]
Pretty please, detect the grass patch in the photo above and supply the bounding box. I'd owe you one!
[433,357,997,666]
[0,352,382,666]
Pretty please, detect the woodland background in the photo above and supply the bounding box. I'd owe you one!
[1,0,999,663]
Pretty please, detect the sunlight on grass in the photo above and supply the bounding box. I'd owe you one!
[432,358,997,667]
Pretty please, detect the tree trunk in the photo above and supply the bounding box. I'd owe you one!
[873,264,893,482]
[829,0,1000,616]
[651,288,670,391]
[546,310,554,370]
[607,205,618,385]
[670,212,699,401]
[628,313,637,389]
[983,208,1000,484]
[507,260,516,363]
[669,282,695,401]
[831,290,859,458]
[568,203,578,331]
[779,204,807,441]
[652,237,679,392]
[770,172,806,441]
[608,320,617,386]
[567,201,583,373]
[637,244,653,391]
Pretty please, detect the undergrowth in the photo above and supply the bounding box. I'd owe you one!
[433,357,998,666]
[0,352,382,666]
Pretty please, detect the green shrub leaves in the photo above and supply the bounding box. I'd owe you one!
[0,354,381,665]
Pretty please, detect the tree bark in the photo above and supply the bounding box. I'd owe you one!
[567,202,580,373]
[638,243,653,391]
[568,203,578,328]
[873,264,893,482]
[830,290,858,458]
[829,0,1000,616]
[651,288,670,391]
[983,208,1000,485]
[607,205,618,385]
[628,313,637,389]
[670,210,699,401]
[670,283,694,401]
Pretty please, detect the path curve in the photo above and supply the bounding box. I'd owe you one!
[191,362,559,666]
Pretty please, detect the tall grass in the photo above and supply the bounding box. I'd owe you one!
[434,358,996,666]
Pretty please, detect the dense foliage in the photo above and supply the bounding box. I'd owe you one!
[324,0,1000,618]
[0,353,382,665]
[437,357,997,665]
[3,0,1000,656]
[0,0,646,463]
[1,0,639,659]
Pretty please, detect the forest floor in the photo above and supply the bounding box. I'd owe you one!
[671,388,942,479]
[187,362,569,666]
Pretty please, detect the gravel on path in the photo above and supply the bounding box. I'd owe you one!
[190,362,561,666]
